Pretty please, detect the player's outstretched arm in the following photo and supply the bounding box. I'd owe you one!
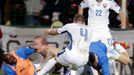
[44,29,59,35]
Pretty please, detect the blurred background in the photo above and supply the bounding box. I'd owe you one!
[0,0,134,75]
[0,0,133,28]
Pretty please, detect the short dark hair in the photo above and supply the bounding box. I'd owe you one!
[88,52,96,65]
[73,14,85,24]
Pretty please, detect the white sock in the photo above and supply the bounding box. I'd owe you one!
[37,58,57,75]
[115,44,127,53]
[70,70,77,75]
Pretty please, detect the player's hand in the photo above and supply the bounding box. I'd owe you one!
[44,29,52,35]
[44,29,58,35]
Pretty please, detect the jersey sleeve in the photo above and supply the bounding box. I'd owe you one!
[4,64,17,75]
[109,0,120,13]
[80,0,89,8]
[57,24,69,34]
[99,56,110,75]
[16,47,36,59]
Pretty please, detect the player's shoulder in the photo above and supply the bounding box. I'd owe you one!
[61,23,75,29]
[65,23,77,26]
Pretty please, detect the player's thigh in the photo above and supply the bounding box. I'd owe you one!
[67,51,89,68]
[109,60,119,75]
[107,50,120,60]
[56,50,69,66]
[100,32,114,51]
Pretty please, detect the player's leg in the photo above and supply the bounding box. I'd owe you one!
[108,44,130,75]
[99,31,119,75]
[109,60,119,75]
[108,48,130,64]
[37,58,57,75]
[107,41,130,64]
[58,48,89,70]
[56,49,70,67]
[99,31,114,52]
[114,42,130,64]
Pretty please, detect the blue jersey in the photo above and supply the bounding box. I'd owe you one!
[90,41,110,75]
[4,47,36,75]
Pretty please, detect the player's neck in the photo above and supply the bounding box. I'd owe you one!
[44,45,49,51]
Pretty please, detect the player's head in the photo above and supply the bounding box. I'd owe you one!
[33,35,48,53]
[0,48,17,66]
[88,52,99,68]
[2,53,17,65]
[73,14,85,24]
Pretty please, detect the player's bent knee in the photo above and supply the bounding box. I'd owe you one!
[117,54,130,65]
[124,58,130,65]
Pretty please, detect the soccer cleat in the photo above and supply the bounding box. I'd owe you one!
[113,41,130,49]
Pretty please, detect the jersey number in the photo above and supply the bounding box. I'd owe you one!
[80,28,88,41]
[107,38,113,45]
[96,10,102,16]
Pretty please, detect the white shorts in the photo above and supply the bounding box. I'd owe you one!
[91,29,114,52]
[56,48,89,70]
[107,49,120,60]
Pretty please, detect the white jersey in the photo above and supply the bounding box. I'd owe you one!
[58,23,90,52]
[57,23,91,69]
[80,0,120,28]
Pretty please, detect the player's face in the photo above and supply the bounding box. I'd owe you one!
[33,38,45,53]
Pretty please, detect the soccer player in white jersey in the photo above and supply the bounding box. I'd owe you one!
[47,14,90,69]
[35,14,91,75]
[78,0,128,75]
[79,0,126,52]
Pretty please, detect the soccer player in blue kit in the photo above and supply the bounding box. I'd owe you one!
[82,41,130,75]
[88,41,110,75]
